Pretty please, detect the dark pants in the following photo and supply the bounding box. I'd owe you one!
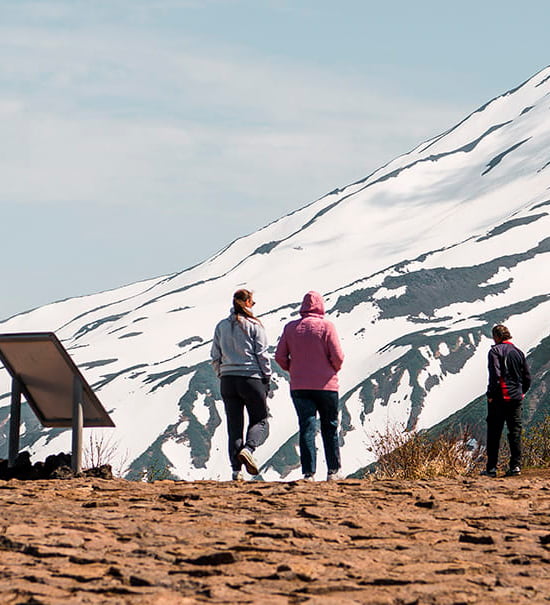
[486,398,522,470]
[291,389,341,476]
[221,375,269,471]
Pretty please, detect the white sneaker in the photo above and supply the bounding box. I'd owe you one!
[232,471,244,481]
[237,448,260,475]
[326,470,341,482]
[303,474,315,482]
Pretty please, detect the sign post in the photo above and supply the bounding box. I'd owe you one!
[72,376,84,474]
[8,376,22,468]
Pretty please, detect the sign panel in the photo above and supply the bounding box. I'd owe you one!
[0,332,114,428]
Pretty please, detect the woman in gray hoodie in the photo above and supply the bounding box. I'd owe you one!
[211,289,271,480]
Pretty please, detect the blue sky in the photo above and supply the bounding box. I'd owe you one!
[1,0,548,320]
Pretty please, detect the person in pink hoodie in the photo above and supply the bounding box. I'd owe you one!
[275,291,344,481]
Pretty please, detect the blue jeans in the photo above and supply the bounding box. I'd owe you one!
[291,390,340,476]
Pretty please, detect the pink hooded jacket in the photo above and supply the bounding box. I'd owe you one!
[275,291,344,391]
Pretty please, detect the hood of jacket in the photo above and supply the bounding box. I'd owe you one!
[299,291,325,317]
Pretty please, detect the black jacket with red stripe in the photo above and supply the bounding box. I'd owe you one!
[487,341,531,401]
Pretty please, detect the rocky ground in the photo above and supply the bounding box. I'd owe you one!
[1,472,549,604]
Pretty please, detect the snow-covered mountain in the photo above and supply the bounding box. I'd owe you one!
[1,66,549,480]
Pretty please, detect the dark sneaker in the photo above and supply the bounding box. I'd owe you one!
[480,468,497,478]
[505,467,521,477]
[238,448,259,475]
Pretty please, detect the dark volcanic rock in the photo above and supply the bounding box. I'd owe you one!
[83,464,114,480]
[0,452,114,481]
[458,532,495,545]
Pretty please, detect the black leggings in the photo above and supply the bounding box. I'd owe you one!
[221,375,269,471]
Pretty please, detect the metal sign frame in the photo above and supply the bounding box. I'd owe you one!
[0,332,114,473]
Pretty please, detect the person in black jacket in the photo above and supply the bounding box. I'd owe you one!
[484,324,531,477]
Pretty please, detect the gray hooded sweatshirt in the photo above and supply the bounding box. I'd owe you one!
[211,311,271,379]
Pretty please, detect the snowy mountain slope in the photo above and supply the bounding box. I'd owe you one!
[1,66,549,480]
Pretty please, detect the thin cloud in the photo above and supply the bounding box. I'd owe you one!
[0,13,467,212]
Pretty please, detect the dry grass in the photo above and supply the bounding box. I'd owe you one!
[83,431,129,477]
[369,414,550,480]
[369,424,483,480]
[486,415,550,473]
[522,415,550,468]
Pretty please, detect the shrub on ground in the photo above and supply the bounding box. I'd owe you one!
[138,457,173,482]
[491,415,550,472]
[523,415,550,468]
[370,424,482,480]
[83,431,129,477]
[370,414,550,480]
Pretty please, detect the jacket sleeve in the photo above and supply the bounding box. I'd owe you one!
[326,322,344,372]
[210,324,222,377]
[521,354,532,394]
[274,327,290,372]
[253,323,272,379]
[486,347,501,399]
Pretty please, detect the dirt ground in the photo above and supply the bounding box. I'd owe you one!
[1,471,550,604]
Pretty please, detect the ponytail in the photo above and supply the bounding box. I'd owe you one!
[232,289,261,325]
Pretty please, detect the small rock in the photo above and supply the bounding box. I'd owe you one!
[414,499,436,509]
[83,465,113,480]
[82,500,119,508]
[159,492,200,502]
[50,466,74,480]
[185,551,237,566]
[129,575,153,587]
[340,520,362,528]
[510,555,532,565]
[458,532,495,545]
[297,506,321,519]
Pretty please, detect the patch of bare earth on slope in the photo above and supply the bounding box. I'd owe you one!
[1,472,549,604]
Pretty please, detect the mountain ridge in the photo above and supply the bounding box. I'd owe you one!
[1,66,549,480]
